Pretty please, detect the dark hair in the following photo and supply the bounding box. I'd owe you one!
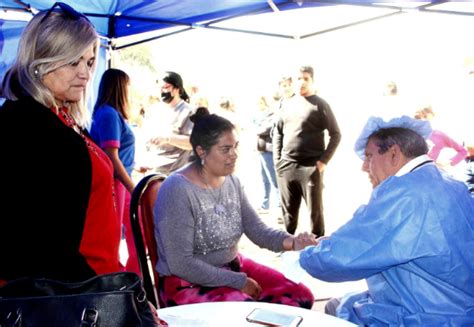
[94,68,130,119]
[190,108,235,162]
[300,65,314,79]
[369,127,428,159]
[163,71,189,103]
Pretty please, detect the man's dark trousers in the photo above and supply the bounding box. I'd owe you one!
[276,159,324,236]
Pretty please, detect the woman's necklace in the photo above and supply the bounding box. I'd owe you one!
[200,169,226,216]
[58,107,102,160]
[56,107,116,210]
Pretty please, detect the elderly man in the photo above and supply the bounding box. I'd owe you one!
[299,116,474,326]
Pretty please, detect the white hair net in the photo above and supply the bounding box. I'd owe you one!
[354,115,432,160]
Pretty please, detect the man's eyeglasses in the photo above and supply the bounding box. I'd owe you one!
[40,2,91,24]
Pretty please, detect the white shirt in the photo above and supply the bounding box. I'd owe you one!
[396,154,433,177]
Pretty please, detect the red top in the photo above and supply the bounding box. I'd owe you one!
[57,110,121,275]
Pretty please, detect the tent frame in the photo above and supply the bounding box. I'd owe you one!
[3,0,474,51]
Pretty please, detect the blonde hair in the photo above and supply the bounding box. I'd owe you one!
[1,10,98,127]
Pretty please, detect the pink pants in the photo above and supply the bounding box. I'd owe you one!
[159,254,315,309]
[114,179,140,275]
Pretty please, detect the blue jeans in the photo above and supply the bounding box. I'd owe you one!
[259,151,280,209]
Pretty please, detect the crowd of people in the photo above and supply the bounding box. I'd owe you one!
[1,2,473,326]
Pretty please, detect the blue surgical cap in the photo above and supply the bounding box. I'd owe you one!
[354,115,432,160]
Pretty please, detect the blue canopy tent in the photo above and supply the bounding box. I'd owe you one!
[1,0,474,104]
[4,1,473,49]
[1,0,320,106]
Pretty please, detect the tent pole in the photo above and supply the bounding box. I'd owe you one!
[301,10,402,39]
[113,28,193,50]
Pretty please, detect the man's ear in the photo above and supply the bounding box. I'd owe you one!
[390,144,404,167]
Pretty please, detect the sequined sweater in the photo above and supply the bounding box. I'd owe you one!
[154,173,289,289]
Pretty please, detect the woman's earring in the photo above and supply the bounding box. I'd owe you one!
[34,69,39,78]
[201,158,205,166]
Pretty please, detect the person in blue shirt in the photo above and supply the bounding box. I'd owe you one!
[298,116,474,326]
[90,68,139,273]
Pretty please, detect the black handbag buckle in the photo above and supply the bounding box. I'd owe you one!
[80,308,98,327]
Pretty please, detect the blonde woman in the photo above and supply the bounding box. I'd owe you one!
[0,3,120,283]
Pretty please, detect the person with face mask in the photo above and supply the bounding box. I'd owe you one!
[149,71,194,175]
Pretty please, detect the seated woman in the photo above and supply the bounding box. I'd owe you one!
[154,108,316,308]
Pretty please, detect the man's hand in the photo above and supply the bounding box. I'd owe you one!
[316,160,326,173]
[315,236,330,246]
[241,277,262,299]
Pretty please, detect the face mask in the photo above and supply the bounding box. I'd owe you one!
[161,92,173,104]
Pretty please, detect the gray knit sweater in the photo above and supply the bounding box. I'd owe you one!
[154,173,289,289]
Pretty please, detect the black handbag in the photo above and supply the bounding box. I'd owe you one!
[0,272,158,327]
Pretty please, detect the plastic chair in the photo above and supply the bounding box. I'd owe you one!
[130,173,166,308]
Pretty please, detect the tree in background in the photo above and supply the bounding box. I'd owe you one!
[115,44,159,126]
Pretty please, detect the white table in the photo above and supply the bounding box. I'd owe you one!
[158,301,355,326]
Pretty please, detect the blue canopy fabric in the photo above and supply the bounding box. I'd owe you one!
[1,0,309,40]
[0,0,306,86]
[2,0,473,102]
[3,1,471,45]
[0,19,27,75]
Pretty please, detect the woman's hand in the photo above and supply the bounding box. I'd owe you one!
[293,232,318,251]
[241,277,262,299]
